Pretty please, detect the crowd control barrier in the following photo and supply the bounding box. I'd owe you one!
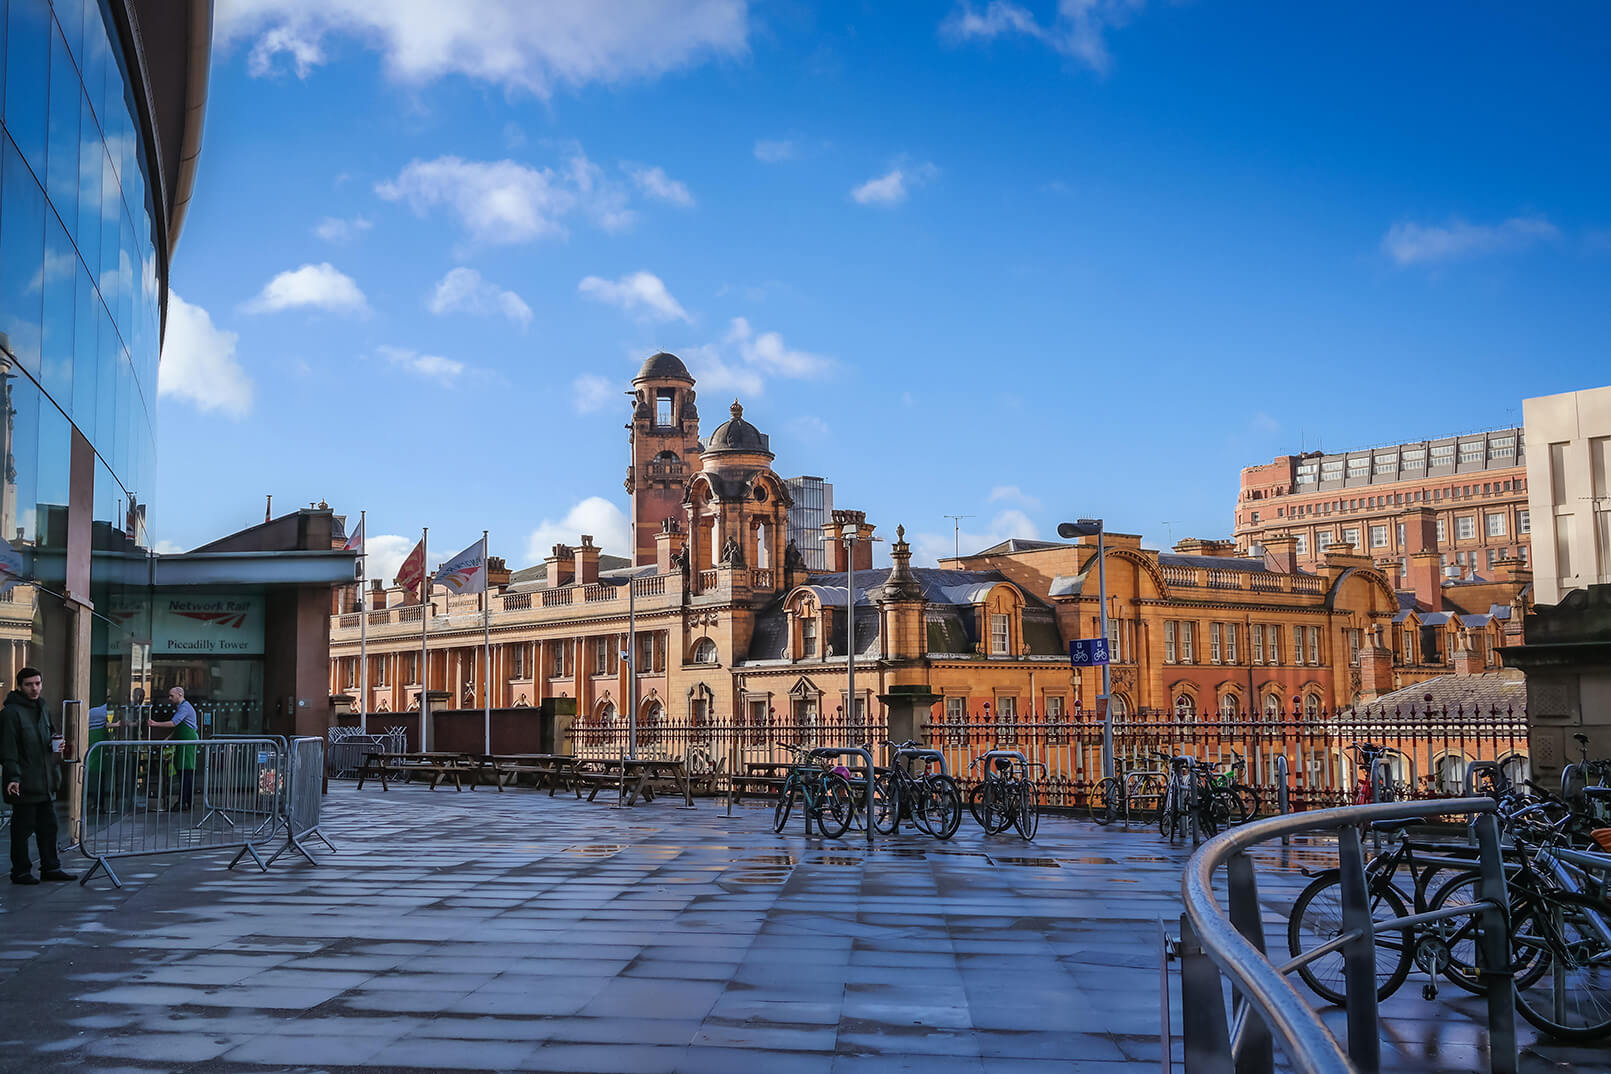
[269,737,335,866]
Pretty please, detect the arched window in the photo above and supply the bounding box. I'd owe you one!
[692,638,718,664]
[1174,694,1195,720]
[599,702,617,725]
[1219,693,1238,720]
[1304,694,1321,718]
[1109,694,1129,719]
[756,522,769,568]
[1264,693,1282,719]
[1435,753,1470,795]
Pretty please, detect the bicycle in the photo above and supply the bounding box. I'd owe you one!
[967,752,1045,839]
[1156,753,1227,841]
[771,742,855,839]
[865,740,962,839]
[1087,759,1167,827]
[1350,741,1397,805]
[1201,749,1260,824]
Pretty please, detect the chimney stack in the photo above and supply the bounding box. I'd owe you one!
[823,510,874,573]
[575,535,601,586]
[545,543,575,588]
[1260,534,1299,574]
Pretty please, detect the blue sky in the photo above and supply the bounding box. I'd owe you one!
[157,1,1611,581]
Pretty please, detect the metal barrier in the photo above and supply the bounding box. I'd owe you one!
[1165,799,1516,1074]
[269,736,335,866]
[326,728,405,778]
[78,738,286,888]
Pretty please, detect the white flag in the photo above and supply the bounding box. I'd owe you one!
[433,536,487,595]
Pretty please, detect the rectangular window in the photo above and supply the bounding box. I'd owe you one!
[1349,629,1361,666]
[1210,622,1222,663]
[1486,513,1506,537]
[551,641,570,677]
[1343,527,1360,548]
[1316,531,1332,552]
[1226,624,1238,664]
[1269,626,1280,665]
[801,617,818,657]
[344,659,357,688]
[1294,533,1307,554]
[1181,621,1195,663]
[945,696,965,719]
[1370,525,1388,548]
[1403,448,1426,468]
[1252,624,1264,664]
[1436,518,1447,542]
[1403,628,1416,662]
[997,696,1017,717]
[1397,522,1406,548]
[990,614,1010,656]
[1457,516,1476,540]
[405,653,420,684]
[1107,617,1121,663]
[1487,547,1498,569]
[1165,621,1177,664]
[511,645,528,680]
[638,634,655,672]
[1491,436,1515,459]
[1046,695,1065,718]
[594,639,608,675]
[1459,442,1484,465]
[1307,626,1320,665]
[1293,626,1305,665]
[1518,510,1530,535]
[655,392,673,426]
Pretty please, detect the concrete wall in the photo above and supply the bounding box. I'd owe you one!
[1524,384,1611,604]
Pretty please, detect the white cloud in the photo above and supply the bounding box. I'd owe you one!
[525,497,632,564]
[152,539,186,555]
[427,267,533,328]
[377,344,465,383]
[940,0,1145,74]
[243,262,370,315]
[572,374,616,414]
[625,164,695,207]
[1250,412,1280,434]
[988,485,1041,511]
[313,215,372,242]
[680,343,765,398]
[727,317,832,378]
[158,293,254,419]
[216,0,749,96]
[851,162,938,207]
[579,271,690,322]
[1381,215,1560,266]
[364,534,416,589]
[376,150,634,245]
[753,139,796,163]
[911,509,1039,567]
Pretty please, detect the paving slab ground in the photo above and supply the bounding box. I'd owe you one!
[0,783,1601,1073]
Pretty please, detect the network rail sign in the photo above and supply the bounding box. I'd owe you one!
[154,596,265,655]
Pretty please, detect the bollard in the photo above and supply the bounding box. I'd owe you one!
[1276,755,1290,846]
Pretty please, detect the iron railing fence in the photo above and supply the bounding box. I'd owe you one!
[326,727,407,778]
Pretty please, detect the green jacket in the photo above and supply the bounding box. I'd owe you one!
[1,689,57,804]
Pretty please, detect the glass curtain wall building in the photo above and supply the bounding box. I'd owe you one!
[0,0,210,735]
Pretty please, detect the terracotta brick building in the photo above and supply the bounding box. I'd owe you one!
[1235,428,1531,584]
[328,355,1534,742]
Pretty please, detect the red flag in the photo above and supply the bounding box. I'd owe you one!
[395,537,426,596]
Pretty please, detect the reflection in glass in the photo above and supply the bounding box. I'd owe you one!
[1,141,47,381]
[46,20,80,239]
[4,0,51,174]
[72,264,98,443]
[41,214,75,409]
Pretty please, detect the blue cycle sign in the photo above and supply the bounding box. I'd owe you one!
[1068,638,1110,666]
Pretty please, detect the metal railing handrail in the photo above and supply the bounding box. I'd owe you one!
[1180,797,1503,1074]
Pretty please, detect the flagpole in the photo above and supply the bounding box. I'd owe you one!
[482,530,491,756]
[358,509,367,736]
[627,574,637,760]
[420,526,430,752]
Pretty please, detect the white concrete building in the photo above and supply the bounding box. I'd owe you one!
[1523,384,1611,604]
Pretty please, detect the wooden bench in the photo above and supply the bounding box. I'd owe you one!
[357,752,477,791]
[485,755,583,796]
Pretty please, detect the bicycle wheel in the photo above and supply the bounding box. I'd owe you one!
[922,775,963,840]
[772,775,799,834]
[1089,777,1121,826]
[1159,782,1176,837]
[870,772,899,834]
[1210,787,1247,829]
[968,782,989,828]
[1014,781,1040,840]
[815,774,854,839]
[1287,873,1413,1005]
[982,781,1014,834]
[1233,784,1261,822]
[1514,890,1611,1041]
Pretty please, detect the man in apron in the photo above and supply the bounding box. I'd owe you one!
[148,686,199,811]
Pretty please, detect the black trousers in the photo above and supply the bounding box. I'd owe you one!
[9,800,61,877]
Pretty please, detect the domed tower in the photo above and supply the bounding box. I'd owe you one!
[628,352,702,566]
[683,401,792,584]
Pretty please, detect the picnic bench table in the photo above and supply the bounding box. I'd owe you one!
[729,761,794,803]
[356,751,478,791]
[485,754,583,795]
[573,757,695,807]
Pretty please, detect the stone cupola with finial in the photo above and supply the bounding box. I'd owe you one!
[628,351,702,567]
[680,397,792,590]
[875,524,929,664]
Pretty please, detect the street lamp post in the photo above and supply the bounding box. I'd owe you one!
[842,523,881,734]
[1058,518,1113,779]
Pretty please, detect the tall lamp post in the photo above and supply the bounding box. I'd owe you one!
[1058,518,1112,778]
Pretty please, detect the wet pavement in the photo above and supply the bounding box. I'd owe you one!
[0,783,1601,1072]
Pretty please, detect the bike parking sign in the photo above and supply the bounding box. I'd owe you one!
[1068,638,1110,666]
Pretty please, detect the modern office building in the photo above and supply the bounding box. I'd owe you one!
[785,475,833,571]
[1522,384,1611,605]
[1235,428,1531,584]
[0,2,354,782]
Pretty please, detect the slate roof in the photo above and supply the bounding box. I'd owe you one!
[506,553,634,592]
[1363,671,1526,716]
[967,537,1072,557]
[635,351,694,383]
[1157,553,1290,574]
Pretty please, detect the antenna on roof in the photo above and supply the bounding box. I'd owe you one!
[943,515,974,562]
[1161,521,1183,545]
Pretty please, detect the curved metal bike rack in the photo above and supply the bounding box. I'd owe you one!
[809,746,875,846]
[1168,798,1516,1074]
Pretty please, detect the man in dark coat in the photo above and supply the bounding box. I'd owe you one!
[1,667,75,883]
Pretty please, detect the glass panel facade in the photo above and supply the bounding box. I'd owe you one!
[1,0,161,725]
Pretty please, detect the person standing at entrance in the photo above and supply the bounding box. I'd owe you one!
[148,687,199,811]
[1,667,75,884]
